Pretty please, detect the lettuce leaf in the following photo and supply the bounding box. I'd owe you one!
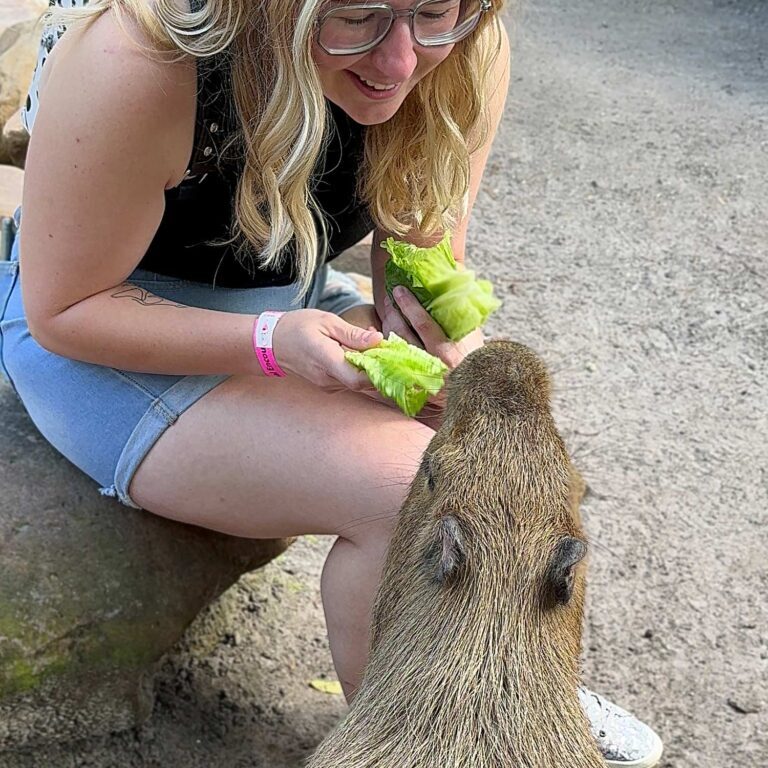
[345,333,448,417]
[383,232,500,341]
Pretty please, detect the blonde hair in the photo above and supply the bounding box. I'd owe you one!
[42,0,507,298]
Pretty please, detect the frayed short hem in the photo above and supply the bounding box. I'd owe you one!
[99,484,142,509]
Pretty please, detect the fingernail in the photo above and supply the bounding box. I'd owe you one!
[362,331,376,343]
[393,286,406,300]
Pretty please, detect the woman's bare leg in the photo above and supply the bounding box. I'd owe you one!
[129,373,433,700]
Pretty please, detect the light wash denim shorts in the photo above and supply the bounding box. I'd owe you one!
[0,206,370,508]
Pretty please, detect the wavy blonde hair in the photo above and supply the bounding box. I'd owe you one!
[42,0,506,298]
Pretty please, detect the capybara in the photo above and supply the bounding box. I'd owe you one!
[308,340,606,768]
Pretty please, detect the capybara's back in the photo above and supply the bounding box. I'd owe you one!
[309,341,605,768]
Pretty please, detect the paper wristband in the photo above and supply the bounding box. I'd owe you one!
[252,311,286,377]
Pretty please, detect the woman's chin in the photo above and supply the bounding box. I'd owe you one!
[325,93,405,125]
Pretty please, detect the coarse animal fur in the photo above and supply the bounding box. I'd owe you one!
[308,341,606,768]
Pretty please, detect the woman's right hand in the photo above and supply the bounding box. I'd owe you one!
[271,309,384,393]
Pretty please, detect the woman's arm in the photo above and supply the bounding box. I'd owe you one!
[371,23,511,346]
[20,9,239,373]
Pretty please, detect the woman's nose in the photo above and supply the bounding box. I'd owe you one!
[368,17,419,80]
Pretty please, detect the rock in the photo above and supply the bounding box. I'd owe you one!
[0,381,292,751]
[0,0,46,164]
[0,164,22,216]
[727,696,762,715]
[2,108,27,168]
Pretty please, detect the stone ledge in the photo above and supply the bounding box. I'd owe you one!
[0,382,290,750]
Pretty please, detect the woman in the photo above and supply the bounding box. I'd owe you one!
[1,0,662,764]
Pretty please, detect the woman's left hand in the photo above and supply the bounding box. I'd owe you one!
[391,285,484,429]
[347,291,484,425]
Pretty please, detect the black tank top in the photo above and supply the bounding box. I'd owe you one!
[138,51,374,287]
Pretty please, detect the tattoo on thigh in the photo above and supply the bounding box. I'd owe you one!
[111,284,187,308]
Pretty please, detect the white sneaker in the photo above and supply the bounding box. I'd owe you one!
[579,686,664,768]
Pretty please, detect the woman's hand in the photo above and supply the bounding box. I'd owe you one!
[271,308,383,394]
[374,288,423,348]
[389,285,484,429]
[390,286,485,370]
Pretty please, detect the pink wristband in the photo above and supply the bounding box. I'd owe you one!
[252,311,286,377]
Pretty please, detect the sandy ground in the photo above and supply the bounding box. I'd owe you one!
[3,0,766,766]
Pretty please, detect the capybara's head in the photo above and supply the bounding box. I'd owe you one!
[372,341,588,659]
[309,341,604,768]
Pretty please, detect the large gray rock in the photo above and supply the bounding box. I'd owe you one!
[0,381,291,751]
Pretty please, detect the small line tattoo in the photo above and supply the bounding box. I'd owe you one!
[111,284,187,308]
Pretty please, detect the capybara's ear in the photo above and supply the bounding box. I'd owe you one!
[545,537,587,606]
[433,515,466,584]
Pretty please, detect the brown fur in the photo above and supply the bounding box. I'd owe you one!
[308,341,606,768]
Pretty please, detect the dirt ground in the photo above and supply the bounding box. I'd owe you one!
[3,0,766,766]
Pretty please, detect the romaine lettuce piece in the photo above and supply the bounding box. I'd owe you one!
[426,274,500,343]
[345,333,448,417]
[382,232,500,341]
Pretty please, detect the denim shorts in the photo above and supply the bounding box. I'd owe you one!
[0,206,370,508]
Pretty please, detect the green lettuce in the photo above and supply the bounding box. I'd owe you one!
[345,333,448,417]
[383,232,501,341]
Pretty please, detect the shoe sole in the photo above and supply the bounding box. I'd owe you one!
[604,731,664,768]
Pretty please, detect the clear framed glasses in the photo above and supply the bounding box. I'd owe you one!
[316,0,493,56]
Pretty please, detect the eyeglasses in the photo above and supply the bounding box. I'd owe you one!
[316,0,493,56]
